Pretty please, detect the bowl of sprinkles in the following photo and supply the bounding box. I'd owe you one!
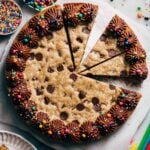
[0,0,22,35]
[23,0,57,11]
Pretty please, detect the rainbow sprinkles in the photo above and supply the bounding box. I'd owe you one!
[0,0,22,35]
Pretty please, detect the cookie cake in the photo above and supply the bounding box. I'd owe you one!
[5,3,148,143]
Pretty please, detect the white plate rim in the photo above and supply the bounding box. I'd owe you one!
[0,130,37,150]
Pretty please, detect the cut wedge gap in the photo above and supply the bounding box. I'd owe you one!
[79,15,145,75]
[63,3,99,68]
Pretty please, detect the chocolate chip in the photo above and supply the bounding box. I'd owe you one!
[58,50,62,57]
[92,97,99,105]
[36,88,43,95]
[108,49,117,57]
[109,84,116,90]
[44,96,50,105]
[72,47,79,53]
[100,53,106,58]
[47,85,55,93]
[60,111,69,120]
[47,66,54,73]
[120,70,128,77]
[41,86,44,89]
[94,104,101,112]
[35,53,43,61]
[76,103,85,111]
[76,37,83,43]
[67,65,75,72]
[44,76,49,82]
[100,34,107,41]
[79,90,86,99]
[32,76,36,81]
[70,73,78,81]
[82,27,91,34]
[40,43,45,48]
[72,120,80,125]
[47,32,53,40]
[29,53,34,60]
[61,104,66,108]
[47,48,51,52]
[57,64,64,72]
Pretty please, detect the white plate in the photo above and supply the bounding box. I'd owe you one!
[0,131,36,150]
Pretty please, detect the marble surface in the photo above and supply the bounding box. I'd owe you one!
[0,0,150,150]
[105,0,150,29]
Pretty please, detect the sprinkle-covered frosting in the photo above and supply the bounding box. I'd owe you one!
[29,15,49,37]
[125,46,146,64]
[18,28,39,48]
[107,15,127,37]
[10,83,31,104]
[6,56,26,71]
[66,122,81,143]
[129,63,148,80]
[96,114,117,136]
[109,105,128,125]
[63,3,98,27]
[80,121,100,141]
[48,120,66,140]
[6,70,24,87]
[45,5,64,30]
[117,89,141,110]
[117,28,138,50]
[10,42,30,60]
[18,100,37,121]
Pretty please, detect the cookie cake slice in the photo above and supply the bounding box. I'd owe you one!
[80,46,148,81]
[63,3,98,68]
[79,15,141,72]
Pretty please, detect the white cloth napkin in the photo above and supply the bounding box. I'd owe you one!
[0,0,150,150]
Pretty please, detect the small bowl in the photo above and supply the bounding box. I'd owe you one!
[23,0,57,11]
[0,0,22,36]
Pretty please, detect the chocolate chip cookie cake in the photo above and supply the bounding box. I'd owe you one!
[79,15,148,80]
[5,3,148,143]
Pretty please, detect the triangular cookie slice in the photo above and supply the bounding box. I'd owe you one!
[80,46,148,81]
[63,3,98,68]
[79,15,140,72]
